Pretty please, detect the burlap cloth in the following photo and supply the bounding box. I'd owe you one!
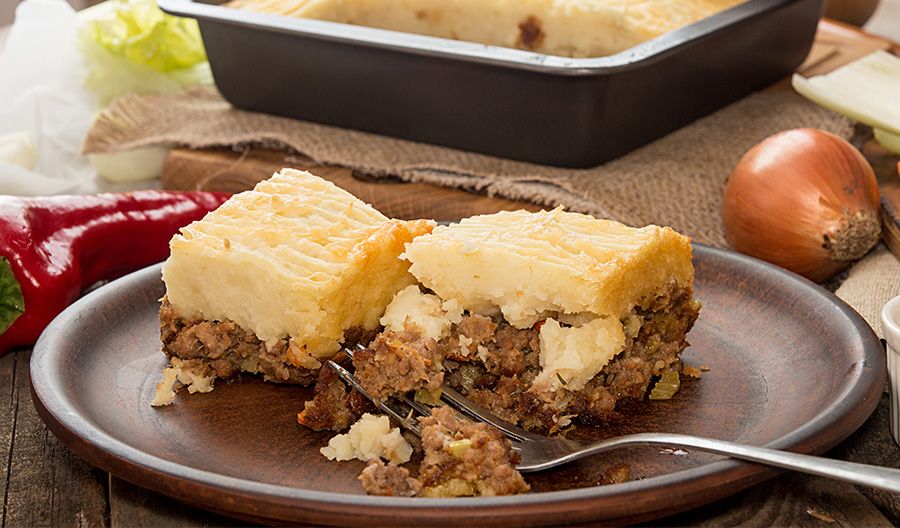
[83,86,900,335]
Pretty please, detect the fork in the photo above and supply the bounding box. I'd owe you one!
[327,353,900,494]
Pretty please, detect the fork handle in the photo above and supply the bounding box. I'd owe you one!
[568,433,900,494]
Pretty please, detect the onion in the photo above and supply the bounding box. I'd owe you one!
[722,128,881,283]
[88,145,170,183]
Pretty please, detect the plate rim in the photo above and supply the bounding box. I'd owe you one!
[29,244,886,526]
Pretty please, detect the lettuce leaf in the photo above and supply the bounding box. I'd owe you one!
[78,0,213,106]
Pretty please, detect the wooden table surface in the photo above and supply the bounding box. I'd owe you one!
[4,12,900,528]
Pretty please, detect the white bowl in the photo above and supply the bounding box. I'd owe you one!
[881,295,900,446]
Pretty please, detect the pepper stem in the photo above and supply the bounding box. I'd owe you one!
[0,258,25,335]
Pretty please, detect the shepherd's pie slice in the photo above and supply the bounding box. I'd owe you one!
[153,169,434,406]
[347,208,700,432]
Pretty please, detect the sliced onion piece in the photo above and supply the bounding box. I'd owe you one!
[875,128,900,155]
[791,50,900,136]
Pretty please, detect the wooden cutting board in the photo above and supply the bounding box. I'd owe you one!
[161,147,542,220]
[161,19,900,240]
[873,146,900,258]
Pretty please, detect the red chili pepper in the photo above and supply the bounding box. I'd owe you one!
[0,190,231,355]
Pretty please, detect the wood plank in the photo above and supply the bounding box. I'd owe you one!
[795,19,893,77]
[864,137,900,262]
[649,471,894,527]
[880,182,900,261]
[3,350,108,527]
[1,350,16,525]
[109,476,246,528]
[829,394,900,525]
[649,398,899,526]
[160,147,543,220]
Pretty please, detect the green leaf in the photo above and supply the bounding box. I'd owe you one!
[78,0,213,106]
[81,0,207,73]
[0,258,24,335]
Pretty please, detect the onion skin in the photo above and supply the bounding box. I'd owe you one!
[722,128,881,283]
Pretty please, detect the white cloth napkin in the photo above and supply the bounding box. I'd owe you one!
[0,0,96,195]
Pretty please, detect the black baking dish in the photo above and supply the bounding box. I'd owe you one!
[158,0,825,168]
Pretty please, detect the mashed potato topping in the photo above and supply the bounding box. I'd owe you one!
[321,413,413,465]
[534,316,627,393]
[162,169,434,360]
[380,285,463,341]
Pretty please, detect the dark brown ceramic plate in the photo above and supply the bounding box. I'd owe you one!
[30,244,884,527]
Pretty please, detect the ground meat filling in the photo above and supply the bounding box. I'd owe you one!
[159,298,374,388]
[418,406,529,497]
[298,355,376,432]
[353,331,445,401]
[359,406,529,497]
[351,283,701,433]
[359,459,422,497]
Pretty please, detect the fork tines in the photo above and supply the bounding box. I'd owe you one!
[325,359,422,436]
[328,347,539,444]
